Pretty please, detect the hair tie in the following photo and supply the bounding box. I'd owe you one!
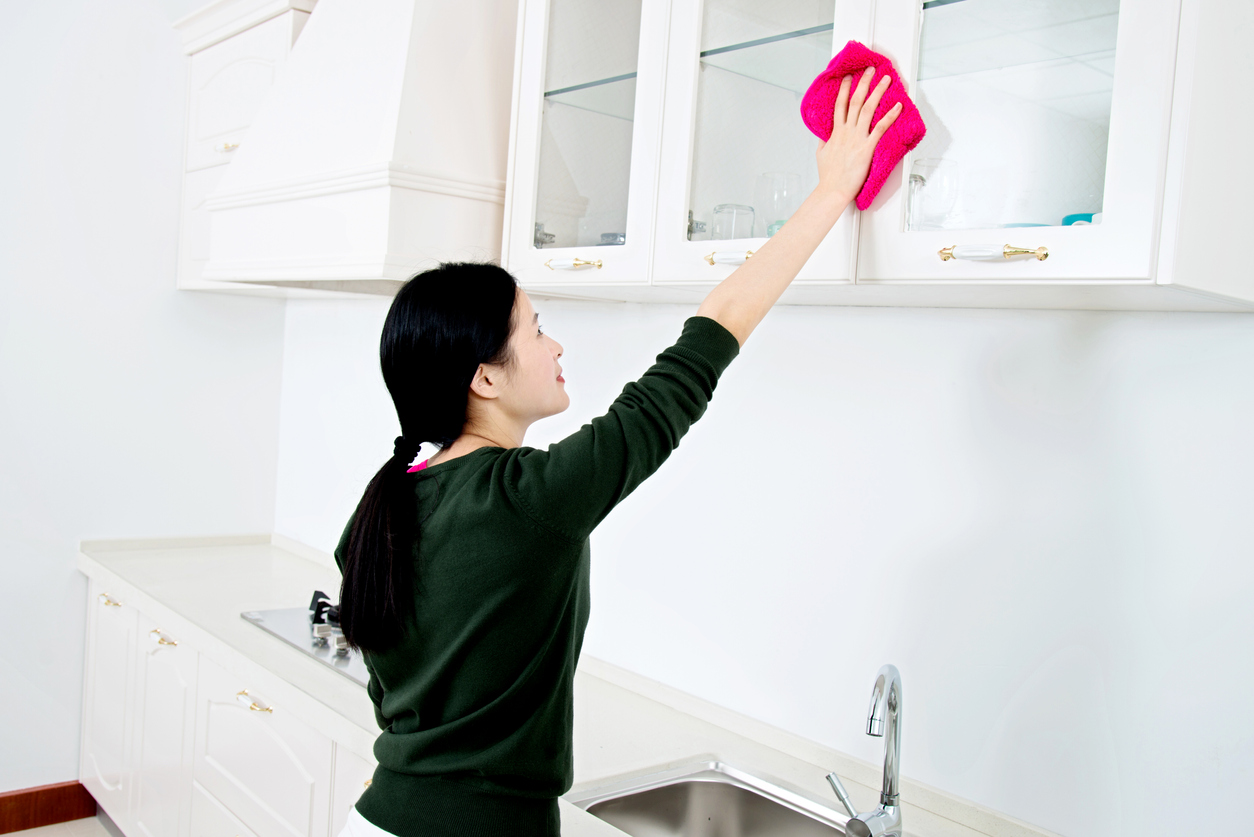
[393,435,420,461]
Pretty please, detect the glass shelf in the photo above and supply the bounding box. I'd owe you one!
[700,23,834,94]
[545,74,638,122]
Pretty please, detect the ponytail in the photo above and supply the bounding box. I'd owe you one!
[338,262,517,651]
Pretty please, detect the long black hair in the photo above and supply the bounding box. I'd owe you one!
[338,261,519,651]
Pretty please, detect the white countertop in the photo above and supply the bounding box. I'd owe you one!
[79,535,1054,837]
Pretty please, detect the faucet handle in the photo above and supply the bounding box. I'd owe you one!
[825,772,859,819]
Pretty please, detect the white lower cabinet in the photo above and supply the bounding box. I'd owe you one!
[330,746,377,837]
[132,623,198,837]
[80,576,371,837]
[192,655,333,837]
[81,581,139,831]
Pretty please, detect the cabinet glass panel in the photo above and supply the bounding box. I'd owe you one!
[686,1,835,242]
[907,0,1119,231]
[533,1,643,249]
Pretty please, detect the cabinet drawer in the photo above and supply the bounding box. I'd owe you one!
[193,655,332,837]
[191,781,259,837]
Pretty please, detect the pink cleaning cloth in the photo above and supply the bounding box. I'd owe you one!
[800,40,926,210]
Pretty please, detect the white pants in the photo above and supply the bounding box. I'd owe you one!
[338,807,399,837]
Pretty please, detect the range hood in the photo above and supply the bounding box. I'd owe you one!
[200,0,519,295]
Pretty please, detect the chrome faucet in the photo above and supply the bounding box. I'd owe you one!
[826,664,903,837]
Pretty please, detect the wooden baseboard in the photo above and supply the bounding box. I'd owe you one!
[0,782,96,835]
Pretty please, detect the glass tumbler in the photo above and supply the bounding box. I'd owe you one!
[754,172,802,237]
[711,204,755,240]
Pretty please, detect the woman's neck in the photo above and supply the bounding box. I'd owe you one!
[428,431,517,466]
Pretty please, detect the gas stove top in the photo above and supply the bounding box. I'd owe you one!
[241,590,369,687]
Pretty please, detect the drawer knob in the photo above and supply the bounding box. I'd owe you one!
[704,250,754,266]
[544,257,602,270]
[236,689,274,713]
[939,244,1049,262]
[149,629,178,646]
[98,593,121,607]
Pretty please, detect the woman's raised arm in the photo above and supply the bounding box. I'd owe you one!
[696,67,902,347]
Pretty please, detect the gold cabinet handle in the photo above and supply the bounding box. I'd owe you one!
[98,593,121,607]
[363,779,372,788]
[939,244,1049,262]
[149,628,178,646]
[215,141,239,152]
[704,250,754,266]
[236,689,274,713]
[544,257,602,270]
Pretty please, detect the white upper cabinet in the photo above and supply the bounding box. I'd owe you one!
[653,0,854,293]
[504,0,670,297]
[175,2,314,292]
[504,0,1254,310]
[185,12,308,172]
[855,0,1177,283]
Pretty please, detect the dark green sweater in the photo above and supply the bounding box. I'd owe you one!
[337,315,741,836]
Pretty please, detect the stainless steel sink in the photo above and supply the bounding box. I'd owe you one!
[564,760,847,836]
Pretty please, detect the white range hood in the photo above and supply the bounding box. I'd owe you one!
[200,0,519,294]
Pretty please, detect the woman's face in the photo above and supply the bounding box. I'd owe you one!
[497,289,569,423]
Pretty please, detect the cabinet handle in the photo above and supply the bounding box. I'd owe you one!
[938,244,1049,262]
[704,250,754,266]
[235,689,274,713]
[215,142,239,153]
[544,258,602,270]
[98,593,121,607]
[363,779,372,788]
[149,629,178,646]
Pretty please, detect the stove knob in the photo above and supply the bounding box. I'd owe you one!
[312,623,334,645]
[332,632,351,656]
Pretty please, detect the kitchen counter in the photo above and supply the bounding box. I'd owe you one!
[79,535,1056,837]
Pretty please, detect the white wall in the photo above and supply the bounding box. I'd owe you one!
[0,0,287,792]
[275,295,1254,837]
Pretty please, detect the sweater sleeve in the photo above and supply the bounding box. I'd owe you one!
[504,315,740,544]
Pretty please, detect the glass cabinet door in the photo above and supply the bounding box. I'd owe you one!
[505,0,668,289]
[907,0,1118,232]
[857,0,1181,282]
[654,0,859,287]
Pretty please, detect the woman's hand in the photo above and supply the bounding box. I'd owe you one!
[815,67,902,202]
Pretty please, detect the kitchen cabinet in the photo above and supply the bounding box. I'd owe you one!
[192,655,333,837]
[503,0,672,300]
[652,0,854,292]
[185,12,309,172]
[78,567,372,837]
[503,0,1254,310]
[174,2,313,292]
[855,0,1175,283]
[132,623,198,837]
[80,582,139,831]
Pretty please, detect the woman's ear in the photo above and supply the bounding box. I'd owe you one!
[468,363,501,400]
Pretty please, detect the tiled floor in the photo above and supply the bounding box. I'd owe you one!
[8,812,120,837]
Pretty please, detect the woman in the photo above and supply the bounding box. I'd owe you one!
[335,69,900,837]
